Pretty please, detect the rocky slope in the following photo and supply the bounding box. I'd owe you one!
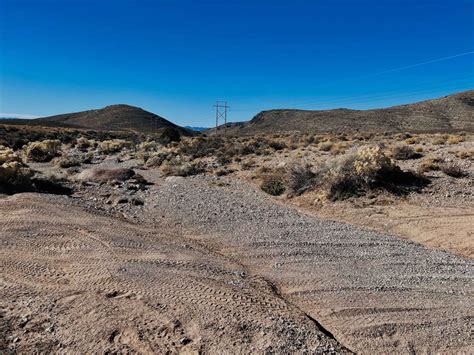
[222,90,474,135]
[32,104,193,135]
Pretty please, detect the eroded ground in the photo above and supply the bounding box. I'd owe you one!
[1,129,473,353]
[1,172,473,353]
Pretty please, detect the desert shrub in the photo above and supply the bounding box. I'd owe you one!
[415,146,423,153]
[215,167,234,176]
[56,156,81,168]
[138,141,159,152]
[447,135,464,145]
[319,142,333,151]
[145,151,173,167]
[324,146,427,201]
[404,137,419,145]
[216,152,232,166]
[24,140,62,162]
[239,144,255,155]
[160,156,205,177]
[330,142,348,155]
[439,162,467,178]
[55,153,89,168]
[0,162,34,192]
[0,161,71,194]
[305,135,316,145]
[288,164,323,195]
[99,139,133,154]
[419,156,443,172]
[391,145,421,160]
[178,137,223,158]
[431,136,447,145]
[159,127,181,145]
[0,146,22,164]
[241,158,256,170]
[75,137,97,150]
[268,140,286,151]
[453,149,474,159]
[260,174,286,196]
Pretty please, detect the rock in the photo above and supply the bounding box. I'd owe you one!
[115,197,129,205]
[179,337,192,345]
[131,198,144,206]
[76,168,138,183]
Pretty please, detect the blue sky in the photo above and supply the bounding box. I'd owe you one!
[0,0,473,127]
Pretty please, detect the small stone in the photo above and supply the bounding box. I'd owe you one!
[179,337,192,345]
[131,198,144,206]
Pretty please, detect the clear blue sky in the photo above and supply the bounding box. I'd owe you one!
[0,0,473,126]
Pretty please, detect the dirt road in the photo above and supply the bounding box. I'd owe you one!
[1,174,473,353]
[148,176,473,354]
[0,193,345,353]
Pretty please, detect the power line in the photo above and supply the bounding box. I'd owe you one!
[230,75,473,112]
[231,50,474,111]
[364,51,474,78]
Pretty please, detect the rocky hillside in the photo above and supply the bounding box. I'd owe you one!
[36,104,193,135]
[223,90,474,135]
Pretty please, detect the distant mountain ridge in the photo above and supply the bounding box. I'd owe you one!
[218,90,474,135]
[185,126,209,131]
[36,104,194,135]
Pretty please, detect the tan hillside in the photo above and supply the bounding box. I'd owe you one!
[222,90,474,135]
[36,104,193,135]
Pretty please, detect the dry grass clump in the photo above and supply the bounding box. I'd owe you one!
[268,140,287,151]
[0,161,71,194]
[159,127,181,145]
[431,135,447,145]
[241,158,256,170]
[136,141,163,163]
[404,137,419,145]
[138,141,159,152]
[419,156,443,172]
[391,145,421,160]
[55,153,92,168]
[0,162,34,192]
[0,146,22,164]
[214,167,235,176]
[287,164,321,195]
[99,140,133,154]
[178,137,223,158]
[160,156,205,177]
[24,140,62,162]
[446,135,464,145]
[75,137,97,150]
[319,142,333,152]
[145,151,175,167]
[439,162,468,178]
[330,142,348,155]
[260,174,286,196]
[273,146,428,201]
[453,149,474,159]
[325,146,395,200]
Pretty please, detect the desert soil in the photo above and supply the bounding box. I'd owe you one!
[1,167,473,353]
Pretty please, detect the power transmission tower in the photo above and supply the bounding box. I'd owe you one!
[213,101,229,136]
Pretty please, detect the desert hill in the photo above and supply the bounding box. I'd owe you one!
[36,104,193,135]
[219,90,474,135]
